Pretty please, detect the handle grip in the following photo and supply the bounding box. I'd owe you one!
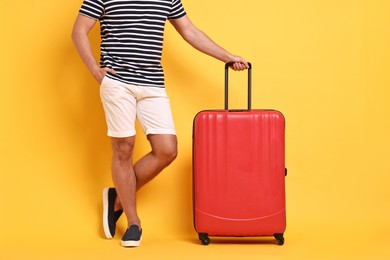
[224,62,252,110]
[225,62,252,70]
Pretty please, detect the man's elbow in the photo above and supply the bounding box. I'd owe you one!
[71,27,84,45]
[181,27,198,45]
[71,27,77,43]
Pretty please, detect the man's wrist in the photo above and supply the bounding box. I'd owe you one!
[90,64,101,75]
[223,53,235,63]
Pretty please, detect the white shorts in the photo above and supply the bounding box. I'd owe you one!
[100,76,176,138]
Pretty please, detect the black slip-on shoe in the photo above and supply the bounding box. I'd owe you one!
[121,225,142,247]
[103,187,123,239]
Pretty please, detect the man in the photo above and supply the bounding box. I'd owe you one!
[72,0,248,247]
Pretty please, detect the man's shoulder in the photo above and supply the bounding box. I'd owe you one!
[101,0,173,2]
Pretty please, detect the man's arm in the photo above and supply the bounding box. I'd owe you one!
[169,15,249,71]
[71,14,116,83]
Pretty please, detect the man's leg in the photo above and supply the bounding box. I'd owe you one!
[111,136,140,228]
[112,134,177,228]
[134,134,178,190]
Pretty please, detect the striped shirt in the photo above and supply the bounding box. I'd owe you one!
[79,0,186,88]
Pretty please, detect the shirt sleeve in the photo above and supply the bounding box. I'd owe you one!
[79,0,104,20]
[168,0,187,20]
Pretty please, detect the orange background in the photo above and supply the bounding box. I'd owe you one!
[1,0,389,259]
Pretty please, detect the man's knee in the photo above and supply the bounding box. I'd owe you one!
[149,134,178,164]
[111,137,135,162]
[161,142,178,163]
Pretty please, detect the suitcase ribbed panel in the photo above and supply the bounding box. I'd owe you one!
[193,110,286,236]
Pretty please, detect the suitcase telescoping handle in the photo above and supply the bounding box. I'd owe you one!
[225,62,252,110]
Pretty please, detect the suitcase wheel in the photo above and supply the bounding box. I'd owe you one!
[274,233,285,245]
[198,233,210,245]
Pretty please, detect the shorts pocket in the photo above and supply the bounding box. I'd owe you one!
[100,75,109,88]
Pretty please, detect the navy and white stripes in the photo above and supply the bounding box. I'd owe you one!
[79,0,186,87]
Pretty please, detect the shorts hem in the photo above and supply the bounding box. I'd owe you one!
[145,128,176,136]
[107,130,136,138]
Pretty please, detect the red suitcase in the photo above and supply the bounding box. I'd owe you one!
[193,63,286,245]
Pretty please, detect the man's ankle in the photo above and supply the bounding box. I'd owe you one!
[114,196,122,212]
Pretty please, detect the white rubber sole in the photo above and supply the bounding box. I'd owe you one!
[102,187,112,239]
[121,236,142,247]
